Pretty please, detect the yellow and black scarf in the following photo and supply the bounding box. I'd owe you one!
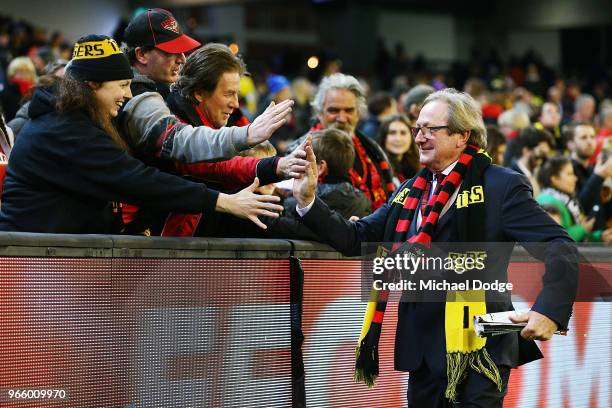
[355,145,502,402]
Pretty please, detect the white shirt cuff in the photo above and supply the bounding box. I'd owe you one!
[296,198,315,217]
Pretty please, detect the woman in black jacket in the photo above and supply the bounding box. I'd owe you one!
[0,35,282,234]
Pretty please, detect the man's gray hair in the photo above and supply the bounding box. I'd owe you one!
[602,104,612,119]
[423,88,487,149]
[575,94,595,111]
[311,73,367,117]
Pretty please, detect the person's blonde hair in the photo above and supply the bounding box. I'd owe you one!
[239,140,277,158]
[498,109,530,131]
[7,56,37,82]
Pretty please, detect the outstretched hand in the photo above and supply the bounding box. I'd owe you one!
[276,137,309,179]
[247,100,294,146]
[216,177,284,229]
[292,136,318,209]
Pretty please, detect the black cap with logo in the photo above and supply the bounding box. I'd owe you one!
[124,8,201,54]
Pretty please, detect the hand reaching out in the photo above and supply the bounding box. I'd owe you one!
[216,177,284,229]
[276,137,309,179]
[292,136,318,209]
[247,100,294,146]
[594,154,612,179]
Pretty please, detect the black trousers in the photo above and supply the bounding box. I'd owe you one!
[407,361,511,408]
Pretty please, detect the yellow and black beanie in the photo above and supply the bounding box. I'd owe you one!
[66,34,133,82]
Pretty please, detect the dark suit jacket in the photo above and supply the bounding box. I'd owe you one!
[299,164,577,375]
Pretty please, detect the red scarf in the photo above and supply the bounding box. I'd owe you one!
[349,135,388,210]
[194,105,216,128]
[9,78,34,96]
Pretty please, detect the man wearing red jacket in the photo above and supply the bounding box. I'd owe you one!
[160,43,308,236]
[166,43,285,192]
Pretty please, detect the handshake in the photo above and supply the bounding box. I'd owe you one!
[216,136,317,229]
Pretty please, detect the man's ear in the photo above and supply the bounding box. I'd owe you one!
[457,130,471,147]
[134,47,150,65]
[193,91,205,104]
[409,104,420,120]
[317,159,328,180]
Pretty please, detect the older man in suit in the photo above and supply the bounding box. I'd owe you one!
[293,88,577,407]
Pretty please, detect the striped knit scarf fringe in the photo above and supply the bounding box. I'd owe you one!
[355,145,501,400]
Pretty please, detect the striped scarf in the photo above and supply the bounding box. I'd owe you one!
[355,145,502,402]
[349,135,393,210]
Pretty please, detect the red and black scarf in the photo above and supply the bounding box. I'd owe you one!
[349,135,392,211]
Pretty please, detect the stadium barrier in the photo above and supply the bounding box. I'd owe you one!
[0,232,609,407]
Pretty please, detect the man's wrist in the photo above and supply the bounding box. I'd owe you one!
[215,193,231,213]
[245,124,256,148]
[275,156,285,177]
[296,197,315,217]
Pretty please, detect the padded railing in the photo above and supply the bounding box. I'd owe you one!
[0,233,609,408]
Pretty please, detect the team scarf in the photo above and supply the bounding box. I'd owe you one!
[354,145,502,402]
[349,135,390,210]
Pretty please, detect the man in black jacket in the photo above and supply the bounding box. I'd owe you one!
[564,121,612,214]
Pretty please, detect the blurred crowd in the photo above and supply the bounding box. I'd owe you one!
[0,10,610,243]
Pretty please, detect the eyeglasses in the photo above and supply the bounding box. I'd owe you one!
[410,125,449,138]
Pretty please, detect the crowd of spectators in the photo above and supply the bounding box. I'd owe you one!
[0,10,610,243]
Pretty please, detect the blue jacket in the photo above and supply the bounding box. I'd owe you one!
[0,87,219,233]
[299,164,577,374]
